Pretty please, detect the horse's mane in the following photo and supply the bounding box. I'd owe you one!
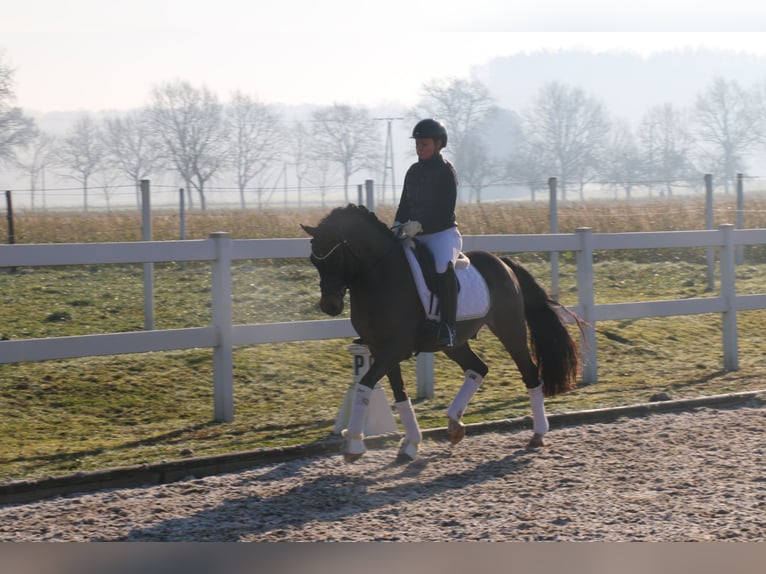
[319,203,395,243]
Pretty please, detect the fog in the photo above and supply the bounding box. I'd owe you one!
[5,47,766,211]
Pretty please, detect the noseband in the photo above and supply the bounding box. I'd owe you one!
[310,239,352,294]
[309,231,396,294]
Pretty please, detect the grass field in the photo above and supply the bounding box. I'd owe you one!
[1,195,765,482]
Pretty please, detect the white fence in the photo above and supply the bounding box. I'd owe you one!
[1,225,765,422]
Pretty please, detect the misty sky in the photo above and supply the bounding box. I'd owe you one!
[2,1,766,113]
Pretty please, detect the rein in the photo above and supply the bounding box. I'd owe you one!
[311,230,398,291]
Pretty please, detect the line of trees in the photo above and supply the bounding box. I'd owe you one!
[2,49,766,210]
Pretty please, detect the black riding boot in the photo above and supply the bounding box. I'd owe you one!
[436,262,457,348]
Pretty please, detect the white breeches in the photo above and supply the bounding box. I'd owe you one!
[418,227,462,273]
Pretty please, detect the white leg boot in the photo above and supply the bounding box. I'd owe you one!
[342,383,372,462]
[446,370,483,444]
[527,380,549,448]
[394,399,422,461]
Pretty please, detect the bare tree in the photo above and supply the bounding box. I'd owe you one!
[603,120,645,199]
[637,103,696,196]
[411,78,495,201]
[56,114,105,212]
[148,81,228,210]
[15,131,56,210]
[95,166,121,212]
[102,109,161,208]
[225,91,284,209]
[524,82,611,200]
[287,121,312,207]
[0,52,37,167]
[311,103,380,203]
[459,131,505,203]
[305,157,338,208]
[411,77,494,159]
[694,77,762,193]
[507,136,549,201]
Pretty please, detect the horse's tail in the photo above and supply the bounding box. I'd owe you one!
[501,257,581,397]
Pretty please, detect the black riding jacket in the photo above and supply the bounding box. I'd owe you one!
[395,152,458,234]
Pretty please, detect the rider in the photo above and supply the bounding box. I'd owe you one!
[394,118,461,348]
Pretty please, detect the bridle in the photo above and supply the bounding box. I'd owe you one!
[309,230,398,294]
[310,237,353,295]
[309,239,346,262]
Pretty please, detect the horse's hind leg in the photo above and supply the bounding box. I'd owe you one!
[487,320,549,448]
[443,343,489,445]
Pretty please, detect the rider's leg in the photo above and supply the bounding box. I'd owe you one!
[437,261,457,347]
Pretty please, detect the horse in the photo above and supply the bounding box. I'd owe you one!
[301,204,582,463]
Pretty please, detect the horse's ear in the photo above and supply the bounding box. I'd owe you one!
[300,224,317,237]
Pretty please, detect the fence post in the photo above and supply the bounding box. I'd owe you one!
[210,231,234,422]
[365,180,375,212]
[704,174,715,291]
[549,176,559,300]
[179,188,186,240]
[576,227,597,384]
[140,180,154,331]
[719,224,738,371]
[4,190,14,244]
[736,173,744,265]
[4,190,15,273]
[416,352,435,399]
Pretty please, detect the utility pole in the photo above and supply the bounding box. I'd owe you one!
[374,117,403,204]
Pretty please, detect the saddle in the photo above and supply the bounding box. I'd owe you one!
[403,239,488,324]
[410,239,469,295]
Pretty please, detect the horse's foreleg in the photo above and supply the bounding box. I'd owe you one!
[386,364,422,462]
[394,399,421,461]
[527,379,549,448]
[342,383,372,462]
[446,370,484,445]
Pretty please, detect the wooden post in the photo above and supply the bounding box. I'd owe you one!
[5,190,15,273]
[210,232,234,422]
[179,188,187,270]
[179,188,186,241]
[141,179,154,331]
[704,174,715,291]
[736,173,744,265]
[416,352,435,399]
[549,177,559,301]
[365,179,375,212]
[5,190,14,245]
[719,224,738,371]
[576,227,597,385]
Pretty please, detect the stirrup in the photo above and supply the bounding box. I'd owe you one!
[437,323,455,348]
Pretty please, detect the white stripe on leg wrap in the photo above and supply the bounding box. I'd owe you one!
[447,370,483,421]
[395,399,422,444]
[346,383,372,437]
[528,380,549,435]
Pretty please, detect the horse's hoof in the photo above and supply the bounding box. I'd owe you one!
[447,418,465,445]
[343,452,364,463]
[397,438,419,462]
[395,451,415,464]
[526,433,545,449]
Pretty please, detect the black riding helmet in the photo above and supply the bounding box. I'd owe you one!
[411,118,448,148]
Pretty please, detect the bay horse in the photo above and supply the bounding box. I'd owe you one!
[301,204,581,463]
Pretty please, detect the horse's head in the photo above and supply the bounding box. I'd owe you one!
[302,204,395,317]
[301,219,350,316]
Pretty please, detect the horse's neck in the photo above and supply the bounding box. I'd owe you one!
[350,227,391,261]
[347,228,398,283]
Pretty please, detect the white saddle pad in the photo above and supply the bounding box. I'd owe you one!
[403,248,490,321]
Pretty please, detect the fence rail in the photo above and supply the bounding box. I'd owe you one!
[1,225,765,422]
